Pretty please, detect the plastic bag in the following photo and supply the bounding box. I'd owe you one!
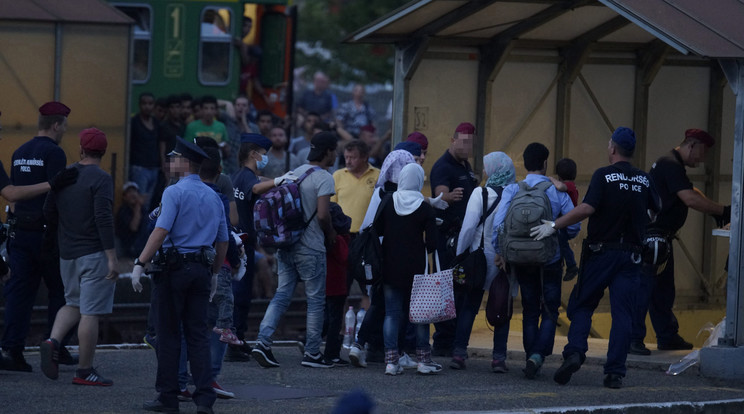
[666,317,726,375]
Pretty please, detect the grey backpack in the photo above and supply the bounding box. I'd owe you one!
[499,180,557,265]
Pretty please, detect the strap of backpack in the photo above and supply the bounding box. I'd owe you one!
[373,190,392,226]
[477,187,499,249]
[298,166,322,228]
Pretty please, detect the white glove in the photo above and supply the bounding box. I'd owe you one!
[530,219,556,241]
[428,193,449,210]
[209,273,218,302]
[274,171,299,186]
[131,265,144,293]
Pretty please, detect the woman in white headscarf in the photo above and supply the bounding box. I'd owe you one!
[372,163,439,376]
[450,152,516,372]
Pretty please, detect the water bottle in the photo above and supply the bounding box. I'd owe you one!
[666,349,700,375]
[355,308,366,342]
[343,306,355,349]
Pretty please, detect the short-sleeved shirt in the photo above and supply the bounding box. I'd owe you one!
[336,101,375,137]
[298,90,334,120]
[565,180,579,207]
[184,119,228,144]
[288,136,311,155]
[429,150,479,230]
[0,160,10,192]
[11,136,67,218]
[331,165,380,233]
[130,115,160,168]
[263,150,302,179]
[158,119,184,155]
[155,174,228,253]
[231,167,260,242]
[216,173,236,202]
[582,162,659,244]
[649,150,692,233]
[293,164,335,253]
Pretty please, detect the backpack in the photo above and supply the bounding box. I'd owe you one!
[347,191,391,287]
[498,180,557,265]
[453,187,499,290]
[253,166,320,248]
[486,269,513,327]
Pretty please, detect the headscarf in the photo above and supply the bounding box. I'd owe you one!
[376,149,416,188]
[484,151,516,189]
[393,163,425,216]
[393,141,422,157]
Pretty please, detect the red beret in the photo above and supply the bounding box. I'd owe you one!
[406,131,428,150]
[39,102,71,117]
[455,122,475,135]
[685,128,714,147]
[80,128,107,152]
[360,124,376,134]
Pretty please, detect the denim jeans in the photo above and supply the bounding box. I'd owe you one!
[257,244,326,355]
[382,284,430,353]
[492,319,510,361]
[129,165,160,205]
[558,229,576,269]
[211,266,234,329]
[452,286,485,358]
[515,261,562,359]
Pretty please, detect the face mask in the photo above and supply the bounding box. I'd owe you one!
[256,154,269,170]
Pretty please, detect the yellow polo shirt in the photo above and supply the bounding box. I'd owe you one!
[331,165,380,233]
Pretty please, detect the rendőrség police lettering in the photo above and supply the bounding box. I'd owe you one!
[604,171,649,192]
[13,158,45,172]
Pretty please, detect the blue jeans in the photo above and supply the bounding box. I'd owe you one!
[563,250,640,376]
[382,284,430,353]
[129,165,159,205]
[453,287,485,358]
[257,244,326,355]
[492,320,510,361]
[515,261,562,359]
[559,229,576,269]
[211,266,234,329]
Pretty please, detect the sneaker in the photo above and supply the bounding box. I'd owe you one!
[398,352,418,369]
[301,352,334,368]
[603,373,623,389]
[225,344,251,362]
[251,342,280,368]
[178,388,193,402]
[143,333,157,350]
[330,358,350,367]
[72,367,113,386]
[417,361,441,375]
[553,353,582,385]
[214,327,244,346]
[385,363,403,376]
[523,353,543,380]
[491,359,509,373]
[657,334,693,351]
[211,381,235,399]
[563,265,579,281]
[58,346,79,365]
[349,344,367,368]
[628,341,652,356]
[40,338,60,380]
[449,356,466,370]
[143,399,179,413]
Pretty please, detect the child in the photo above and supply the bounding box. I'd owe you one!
[556,158,579,281]
[323,202,352,366]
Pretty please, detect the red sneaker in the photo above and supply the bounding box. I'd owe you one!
[211,381,235,399]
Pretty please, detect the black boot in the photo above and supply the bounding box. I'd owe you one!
[1,348,32,372]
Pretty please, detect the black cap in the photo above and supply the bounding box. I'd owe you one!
[307,132,337,161]
[169,137,209,163]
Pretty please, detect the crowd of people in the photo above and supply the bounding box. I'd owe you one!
[0,91,732,413]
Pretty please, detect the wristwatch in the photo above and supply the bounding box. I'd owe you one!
[550,221,556,229]
[134,258,145,267]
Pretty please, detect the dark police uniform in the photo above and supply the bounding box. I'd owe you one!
[2,135,66,363]
[561,161,659,378]
[632,149,691,347]
[144,138,228,411]
[0,162,10,277]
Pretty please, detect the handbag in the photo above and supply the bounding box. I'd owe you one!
[409,252,456,324]
[453,187,498,290]
[486,268,513,327]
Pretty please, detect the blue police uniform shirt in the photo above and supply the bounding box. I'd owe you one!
[0,161,10,191]
[429,150,478,229]
[583,161,660,245]
[11,136,66,217]
[231,167,260,244]
[155,174,228,253]
[491,174,580,264]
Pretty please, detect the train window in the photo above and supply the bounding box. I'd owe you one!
[199,7,233,85]
[113,4,152,83]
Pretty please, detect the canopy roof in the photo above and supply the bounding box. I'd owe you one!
[0,0,132,25]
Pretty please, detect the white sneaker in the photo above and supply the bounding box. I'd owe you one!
[417,361,442,375]
[349,344,367,368]
[385,363,404,376]
[398,353,418,369]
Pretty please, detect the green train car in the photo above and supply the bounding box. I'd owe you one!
[110,0,296,117]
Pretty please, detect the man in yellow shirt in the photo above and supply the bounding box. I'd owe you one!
[331,140,380,234]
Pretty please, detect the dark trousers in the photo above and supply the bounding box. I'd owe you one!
[155,263,216,409]
[322,295,346,360]
[356,282,384,350]
[2,231,65,351]
[632,248,680,344]
[452,286,485,358]
[146,280,158,338]
[432,241,456,352]
[558,229,577,269]
[563,250,640,376]
[232,248,255,341]
[515,261,562,359]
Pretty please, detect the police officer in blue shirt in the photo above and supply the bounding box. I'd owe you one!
[1,102,79,372]
[131,137,229,414]
[530,127,660,389]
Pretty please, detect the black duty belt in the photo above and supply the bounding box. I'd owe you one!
[586,241,642,255]
[180,252,208,264]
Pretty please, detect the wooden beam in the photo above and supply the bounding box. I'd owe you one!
[411,0,502,39]
[392,38,430,146]
[632,40,670,169]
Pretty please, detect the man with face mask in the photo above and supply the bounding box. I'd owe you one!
[629,129,730,355]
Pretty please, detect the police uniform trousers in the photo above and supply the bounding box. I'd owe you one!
[632,248,680,345]
[231,247,255,341]
[154,261,216,409]
[2,229,65,351]
[563,249,640,376]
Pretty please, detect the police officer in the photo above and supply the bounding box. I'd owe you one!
[530,127,660,389]
[630,128,729,354]
[131,137,228,414]
[1,102,79,371]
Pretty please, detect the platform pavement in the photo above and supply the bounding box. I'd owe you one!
[2,326,744,414]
